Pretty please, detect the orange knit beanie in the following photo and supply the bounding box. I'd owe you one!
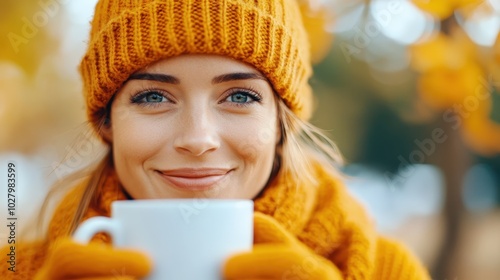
[79,0,314,135]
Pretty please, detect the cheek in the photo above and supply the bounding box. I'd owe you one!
[225,115,277,198]
[228,115,278,163]
[111,111,167,164]
[240,130,276,162]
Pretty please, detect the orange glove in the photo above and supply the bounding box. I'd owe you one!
[34,238,152,280]
[224,212,343,280]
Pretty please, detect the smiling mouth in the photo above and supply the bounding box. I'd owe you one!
[156,169,232,191]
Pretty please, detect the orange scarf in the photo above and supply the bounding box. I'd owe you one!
[2,162,430,279]
[48,163,377,279]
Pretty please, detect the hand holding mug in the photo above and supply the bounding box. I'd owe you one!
[224,212,343,280]
[70,199,253,280]
[34,237,151,280]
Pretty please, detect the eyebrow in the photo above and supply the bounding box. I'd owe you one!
[211,72,267,84]
[127,73,180,84]
[127,72,267,85]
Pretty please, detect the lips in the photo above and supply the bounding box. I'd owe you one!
[156,168,231,191]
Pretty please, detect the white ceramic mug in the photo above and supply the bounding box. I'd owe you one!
[72,199,254,280]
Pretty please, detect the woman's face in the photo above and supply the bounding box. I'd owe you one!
[105,54,280,199]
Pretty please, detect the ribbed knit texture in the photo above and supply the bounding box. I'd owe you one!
[0,162,431,279]
[80,0,314,136]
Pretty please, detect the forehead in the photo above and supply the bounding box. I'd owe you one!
[139,54,262,77]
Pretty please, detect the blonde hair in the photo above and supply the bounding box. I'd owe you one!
[37,96,343,238]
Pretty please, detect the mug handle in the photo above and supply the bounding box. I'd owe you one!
[72,217,123,246]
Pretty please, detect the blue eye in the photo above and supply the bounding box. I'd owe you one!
[225,90,262,106]
[230,92,250,103]
[144,92,165,102]
[131,90,169,106]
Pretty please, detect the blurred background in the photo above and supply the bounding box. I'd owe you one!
[1,0,500,279]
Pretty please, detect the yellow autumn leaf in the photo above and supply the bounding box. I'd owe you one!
[410,30,477,72]
[299,1,335,64]
[411,0,456,19]
[491,32,500,91]
[417,63,485,110]
[411,0,485,19]
[455,0,486,8]
[0,1,58,75]
[462,98,500,155]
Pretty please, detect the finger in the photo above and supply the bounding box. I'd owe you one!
[253,212,299,246]
[224,244,342,280]
[36,239,152,280]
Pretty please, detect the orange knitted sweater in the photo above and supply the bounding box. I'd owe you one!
[1,163,430,279]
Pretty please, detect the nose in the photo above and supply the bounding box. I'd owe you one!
[173,106,220,156]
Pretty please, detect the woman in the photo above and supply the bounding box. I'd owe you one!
[1,0,430,279]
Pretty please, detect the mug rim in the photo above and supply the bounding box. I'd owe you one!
[112,199,254,208]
